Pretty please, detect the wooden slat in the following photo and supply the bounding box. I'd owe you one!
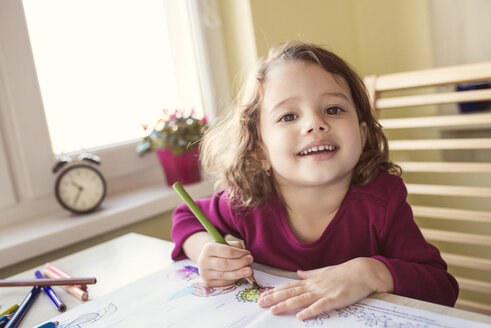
[407,183,491,198]
[456,298,491,316]
[398,161,491,173]
[376,89,491,109]
[389,138,491,150]
[364,75,377,110]
[441,253,491,271]
[372,61,491,91]
[380,112,491,129]
[412,205,491,223]
[457,277,491,294]
[421,228,491,246]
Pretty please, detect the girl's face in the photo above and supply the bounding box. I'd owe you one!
[259,61,367,190]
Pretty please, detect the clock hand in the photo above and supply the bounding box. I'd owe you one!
[71,180,83,189]
[73,188,82,205]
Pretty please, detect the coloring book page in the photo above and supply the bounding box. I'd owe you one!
[44,260,489,328]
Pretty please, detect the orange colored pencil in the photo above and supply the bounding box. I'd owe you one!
[42,270,89,301]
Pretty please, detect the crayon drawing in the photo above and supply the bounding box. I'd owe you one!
[236,286,273,303]
[167,265,274,303]
[167,265,199,281]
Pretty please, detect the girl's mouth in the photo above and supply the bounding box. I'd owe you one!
[297,145,337,156]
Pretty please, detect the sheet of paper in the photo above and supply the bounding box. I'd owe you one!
[44,260,489,328]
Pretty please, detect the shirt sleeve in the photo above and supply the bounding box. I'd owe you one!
[170,190,240,261]
[372,180,459,307]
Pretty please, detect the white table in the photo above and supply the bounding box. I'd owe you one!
[1,233,490,327]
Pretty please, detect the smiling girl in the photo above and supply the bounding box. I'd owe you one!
[171,41,458,321]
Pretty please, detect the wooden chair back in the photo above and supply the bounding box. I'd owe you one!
[364,62,491,315]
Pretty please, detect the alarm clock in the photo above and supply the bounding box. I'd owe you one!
[53,153,107,214]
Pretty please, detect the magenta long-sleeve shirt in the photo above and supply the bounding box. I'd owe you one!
[171,172,459,307]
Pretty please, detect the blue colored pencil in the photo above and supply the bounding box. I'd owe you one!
[0,314,13,322]
[5,286,41,328]
[36,321,59,328]
[34,271,66,312]
[0,314,13,328]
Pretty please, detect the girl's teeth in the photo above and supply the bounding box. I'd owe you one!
[300,145,336,155]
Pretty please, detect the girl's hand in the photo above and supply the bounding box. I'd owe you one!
[197,240,254,287]
[258,257,393,321]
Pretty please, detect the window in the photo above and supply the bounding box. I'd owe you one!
[0,0,229,224]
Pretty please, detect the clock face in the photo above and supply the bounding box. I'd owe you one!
[55,164,106,214]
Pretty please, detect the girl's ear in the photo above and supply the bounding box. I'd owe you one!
[261,159,271,172]
[359,122,368,148]
[255,144,271,172]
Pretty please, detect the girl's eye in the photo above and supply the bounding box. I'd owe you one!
[325,106,343,115]
[279,113,298,122]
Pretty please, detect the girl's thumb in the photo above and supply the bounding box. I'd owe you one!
[227,240,245,249]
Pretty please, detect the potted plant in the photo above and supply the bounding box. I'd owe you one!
[137,109,207,186]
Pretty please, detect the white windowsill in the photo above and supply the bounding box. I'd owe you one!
[0,179,214,269]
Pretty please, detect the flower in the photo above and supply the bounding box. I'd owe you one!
[136,109,207,156]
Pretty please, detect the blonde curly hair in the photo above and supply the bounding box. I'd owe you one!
[200,41,400,207]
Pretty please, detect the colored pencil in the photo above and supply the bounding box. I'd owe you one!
[0,277,96,287]
[0,314,13,325]
[45,263,87,291]
[0,305,18,316]
[34,271,66,312]
[36,321,59,328]
[5,286,40,328]
[42,270,88,301]
[172,182,261,288]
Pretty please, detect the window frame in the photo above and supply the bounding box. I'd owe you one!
[0,0,229,225]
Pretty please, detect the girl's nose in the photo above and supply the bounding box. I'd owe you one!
[306,115,329,134]
[307,124,326,133]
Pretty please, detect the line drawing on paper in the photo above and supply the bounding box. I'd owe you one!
[303,312,331,327]
[168,282,237,300]
[334,302,436,327]
[59,303,117,328]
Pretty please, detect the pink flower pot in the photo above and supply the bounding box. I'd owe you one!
[156,148,201,186]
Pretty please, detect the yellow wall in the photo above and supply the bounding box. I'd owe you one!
[219,0,433,91]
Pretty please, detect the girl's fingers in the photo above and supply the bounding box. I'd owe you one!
[227,240,245,249]
[206,254,254,271]
[203,241,250,258]
[202,266,253,286]
[258,282,306,307]
[268,292,317,315]
[296,297,339,321]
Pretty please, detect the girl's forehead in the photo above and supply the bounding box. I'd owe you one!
[263,61,350,92]
[261,61,353,105]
